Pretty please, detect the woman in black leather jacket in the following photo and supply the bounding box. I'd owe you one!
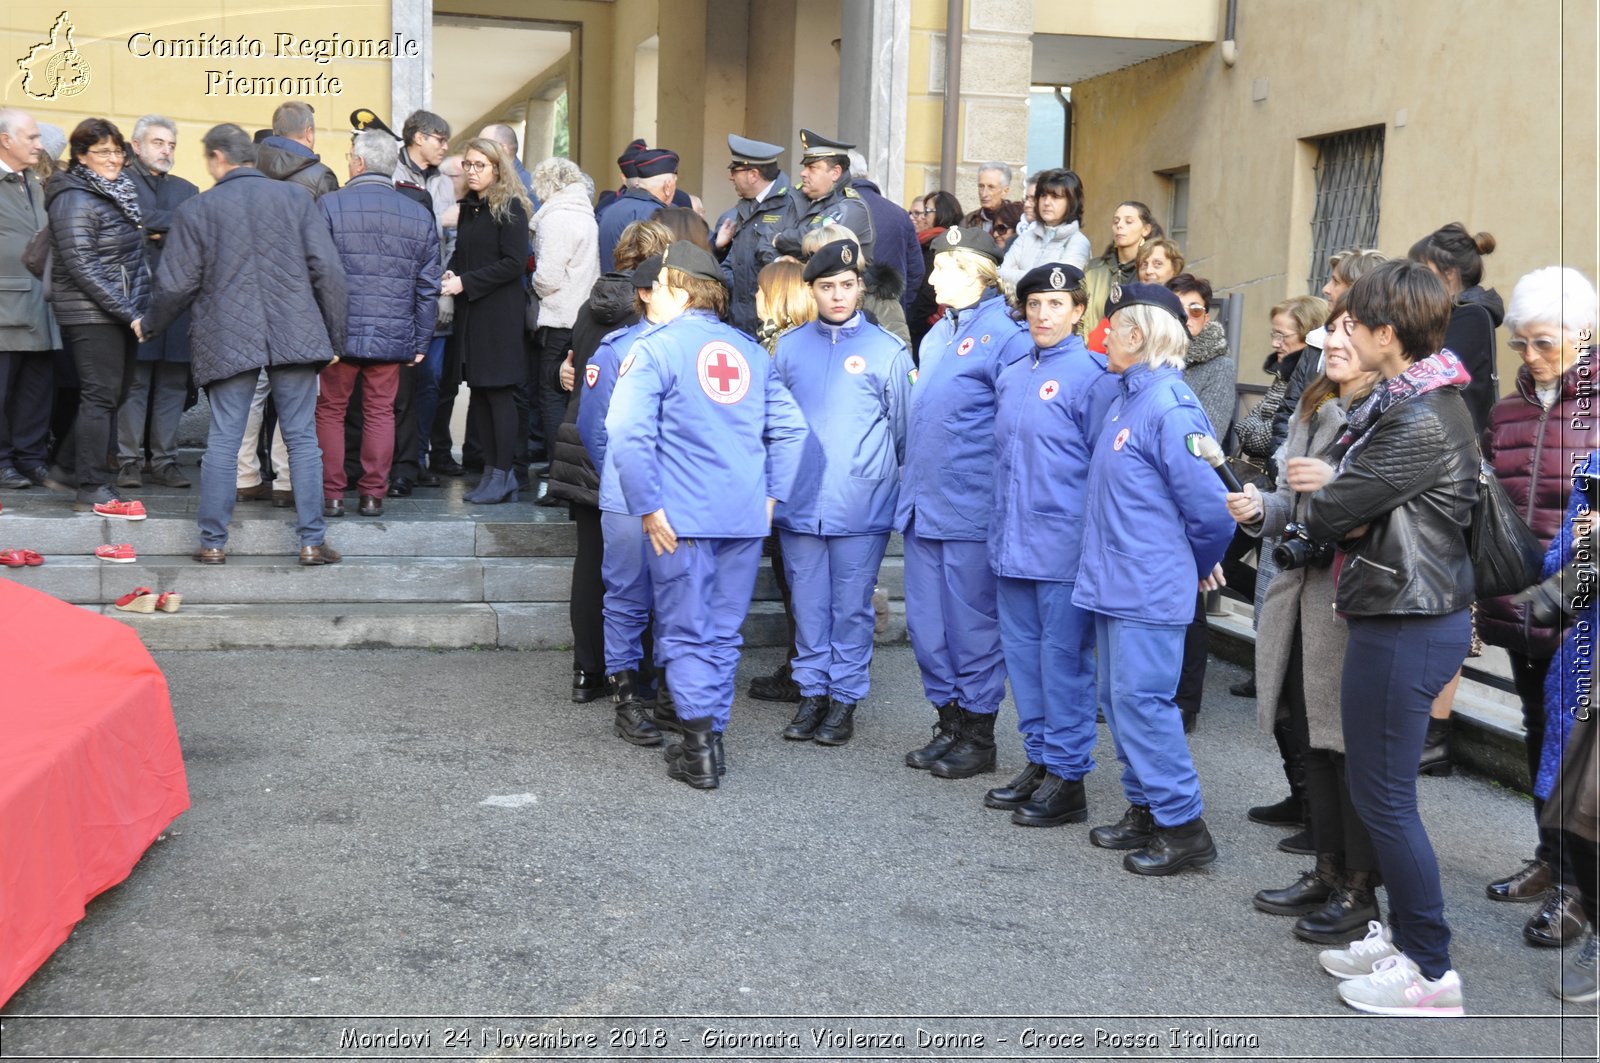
[46,118,149,511]
[1296,261,1477,1016]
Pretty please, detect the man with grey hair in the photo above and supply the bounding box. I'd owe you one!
[0,107,57,490]
[314,130,439,517]
[139,123,348,566]
[258,100,339,200]
[116,114,199,489]
[479,122,536,202]
[964,161,1018,235]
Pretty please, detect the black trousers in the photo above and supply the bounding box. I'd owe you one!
[1286,624,1378,871]
[570,502,606,675]
[432,337,464,464]
[766,531,798,657]
[1564,829,1600,926]
[1511,651,1578,886]
[63,322,136,492]
[532,327,571,466]
[468,385,516,471]
[390,362,419,482]
[1176,593,1208,721]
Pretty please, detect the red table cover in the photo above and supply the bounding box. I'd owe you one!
[0,581,190,1006]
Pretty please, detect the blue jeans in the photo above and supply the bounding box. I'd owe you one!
[413,335,446,468]
[200,366,326,549]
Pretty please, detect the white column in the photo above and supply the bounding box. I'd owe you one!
[839,0,910,203]
[392,0,432,120]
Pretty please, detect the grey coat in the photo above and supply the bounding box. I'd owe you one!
[0,165,58,350]
[1182,321,1235,439]
[1246,393,1349,752]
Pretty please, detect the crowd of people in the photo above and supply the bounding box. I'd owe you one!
[0,102,1595,1018]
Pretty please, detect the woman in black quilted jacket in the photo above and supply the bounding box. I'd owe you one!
[45,118,149,513]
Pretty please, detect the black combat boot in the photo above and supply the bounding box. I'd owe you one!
[782,695,830,741]
[905,701,961,770]
[930,709,997,779]
[1293,869,1381,943]
[609,670,662,747]
[1247,718,1306,826]
[1124,816,1217,876]
[748,661,801,702]
[983,762,1047,810]
[650,675,680,734]
[1253,852,1341,915]
[1011,772,1087,827]
[1090,804,1157,850]
[813,699,856,746]
[664,716,719,789]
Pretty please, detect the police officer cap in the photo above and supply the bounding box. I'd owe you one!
[929,226,1002,265]
[802,239,863,283]
[617,139,646,179]
[350,108,400,140]
[1104,281,1187,328]
[660,241,725,285]
[635,148,680,178]
[1015,262,1085,303]
[728,134,783,168]
[631,254,664,289]
[799,128,855,161]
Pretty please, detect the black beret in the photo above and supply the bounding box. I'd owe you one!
[631,254,663,289]
[801,239,862,282]
[1104,281,1187,328]
[928,225,1002,264]
[660,241,724,284]
[634,148,679,178]
[617,139,646,179]
[1015,262,1085,303]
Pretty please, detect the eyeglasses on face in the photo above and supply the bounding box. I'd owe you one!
[908,209,932,217]
[1507,336,1563,356]
[420,131,450,144]
[1270,329,1297,343]
[1183,304,1207,319]
[461,160,494,173]
[86,147,126,159]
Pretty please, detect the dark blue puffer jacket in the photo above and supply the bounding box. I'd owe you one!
[45,168,150,327]
[318,173,440,361]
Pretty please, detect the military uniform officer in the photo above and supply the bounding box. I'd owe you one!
[606,242,809,789]
[714,134,799,336]
[773,129,875,264]
[771,239,912,746]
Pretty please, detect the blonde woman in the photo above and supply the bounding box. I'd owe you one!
[800,223,909,345]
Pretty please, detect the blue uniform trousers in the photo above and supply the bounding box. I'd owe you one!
[600,511,654,676]
[997,577,1097,779]
[902,522,1006,714]
[778,530,890,703]
[648,537,762,730]
[1093,615,1202,827]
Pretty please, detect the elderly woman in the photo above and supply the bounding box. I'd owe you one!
[998,169,1091,285]
[530,156,599,496]
[1227,299,1384,945]
[1137,238,1185,286]
[1074,282,1232,874]
[1479,267,1599,949]
[897,226,1032,780]
[1302,260,1477,1016]
[441,139,532,504]
[985,263,1117,826]
[45,117,149,517]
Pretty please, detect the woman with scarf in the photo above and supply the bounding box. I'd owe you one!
[1300,260,1478,1016]
[46,118,150,517]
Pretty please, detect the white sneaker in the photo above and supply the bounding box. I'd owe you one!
[1319,920,1399,979]
[1337,954,1464,1017]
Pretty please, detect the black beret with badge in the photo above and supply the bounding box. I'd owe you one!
[1104,281,1187,327]
[1015,262,1085,303]
[928,225,1003,265]
[802,239,863,282]
[660,241,725,285]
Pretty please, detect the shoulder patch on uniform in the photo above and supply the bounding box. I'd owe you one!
[618,351,637,376]
[584,363,600,388]
[696,340,752,404]
[843,186,859,198]
[908,368,919,384]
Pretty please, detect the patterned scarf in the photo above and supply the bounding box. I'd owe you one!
[70,161,142,225]
[1335,349,1471,471]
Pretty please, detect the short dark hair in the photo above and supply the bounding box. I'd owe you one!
[202,123,256,166]
[401,109,450,147]
[652,206,713,254]
[926,189,963,229]
[1407,222,1496,291]
[754,161,780,182]
[68,117,127,161]
[1345,259,1452,361]
[1034,168,1084,226]
[1167,272,1213,307]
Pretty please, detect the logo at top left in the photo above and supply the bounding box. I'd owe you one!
[18,11,91,101]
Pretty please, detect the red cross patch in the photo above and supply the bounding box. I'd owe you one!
[696,341,751,404]
[1113,427,1131,451]
[1038,379,1060,401]
[619,352,637,377]
[844,355,867,375]
[584,363,600,389]
[957,337,976,356]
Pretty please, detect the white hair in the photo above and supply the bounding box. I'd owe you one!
[532,156,584,203]
[350,129,398,176]
[131,114,176,144]
[0,107,31,138]
[638,171,675,198]
[847,149,870,182]
[1111,304,1188,370]
[1504,266,1599,336]
[978,161,1013,186]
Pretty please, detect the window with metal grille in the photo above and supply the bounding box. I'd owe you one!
[1164,167,1190,253]
[1307,126,1384,294]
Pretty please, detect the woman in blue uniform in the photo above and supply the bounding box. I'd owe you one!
[895,227,1033,778]
[771,239,912,745]
[606,242,809,789]
[1073,283,1234,875]
[986,263,1118,825]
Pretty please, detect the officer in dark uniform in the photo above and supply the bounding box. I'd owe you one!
[773,129,875,264]
[714,134,799,336]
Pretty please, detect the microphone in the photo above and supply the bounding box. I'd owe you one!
[1185,433,1243,492]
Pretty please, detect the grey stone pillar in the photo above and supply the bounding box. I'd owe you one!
[838,0,910,203]
[392,0,432,121]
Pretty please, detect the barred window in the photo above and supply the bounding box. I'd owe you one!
[1164,167,1190,253]
[1307,126,1384,295]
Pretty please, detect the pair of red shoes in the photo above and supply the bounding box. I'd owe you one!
[0,548,43,567]
[114,587,182,613]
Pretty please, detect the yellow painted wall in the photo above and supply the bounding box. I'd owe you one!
[3,1,391,186]
[1070,0,1598,385]
[1034,0,1217,41]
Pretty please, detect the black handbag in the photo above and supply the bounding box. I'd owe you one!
[1469,459,1546,599]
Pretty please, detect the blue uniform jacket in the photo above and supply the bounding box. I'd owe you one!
[989,335,1118,580]
[894,290,1032,540]
[607,310,809,537]
[577,321,648,513]
[772,313,913,535]
[1072,363,1234,625]
[596,187,666,273]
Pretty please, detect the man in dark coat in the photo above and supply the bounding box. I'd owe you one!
[596,147,678,272]
[773,129,875,263]
[256,101,339,200]
[0,107,58,491]
[713,133,798,336]
[140,123,348,566]
[115,115,198,490]
[847,151,923,313]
